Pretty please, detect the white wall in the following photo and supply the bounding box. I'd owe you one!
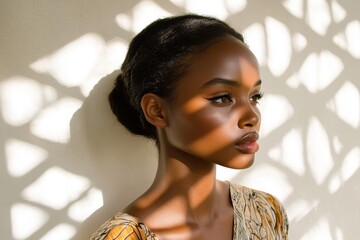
[1,0,359,239]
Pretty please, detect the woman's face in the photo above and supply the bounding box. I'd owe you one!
[165,36,262,169]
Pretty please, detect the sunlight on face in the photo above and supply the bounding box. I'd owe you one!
[188,123,238,156]
[21,167,90,210]
[11,203,49,239]
[5,139,48,177]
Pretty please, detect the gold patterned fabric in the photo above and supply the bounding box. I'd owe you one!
[90,183,289,240]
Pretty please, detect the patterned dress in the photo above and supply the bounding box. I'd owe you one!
[90,183,289,240]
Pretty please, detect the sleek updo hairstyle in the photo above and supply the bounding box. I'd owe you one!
[109,14,244,140]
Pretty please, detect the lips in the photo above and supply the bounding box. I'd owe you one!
[234,132,259,154]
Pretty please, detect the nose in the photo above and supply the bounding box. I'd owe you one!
[237,103,260,129]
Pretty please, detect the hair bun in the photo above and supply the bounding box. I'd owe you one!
[109,73,150,137]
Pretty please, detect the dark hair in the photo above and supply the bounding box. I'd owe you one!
[109,14,244,140]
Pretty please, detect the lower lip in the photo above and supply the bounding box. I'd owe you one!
[234,141,259,154]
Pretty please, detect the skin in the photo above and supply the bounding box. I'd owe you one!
[126,35,262,240]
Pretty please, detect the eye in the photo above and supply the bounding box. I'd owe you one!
[250,92,264,103]
[207,93,233,104]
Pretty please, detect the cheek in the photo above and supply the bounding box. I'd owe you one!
[167,105,238,157]
[255,107,261,129]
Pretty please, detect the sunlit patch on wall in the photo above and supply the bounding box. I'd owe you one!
[30,33,104,88]
[331,0,346,23]
[0,76,45,126]
[307,117,334,185]
[326,81,360,128]
[80,39,128,96]
[341,147,360,182]
[68,187,103,222]
[225,0,247,14]
[292,32,307,52]
[11,203,49,240]
[287,199,319,222]
[170,0,247,16]
[332,135,343,154]
[131,0,171,34]
[5,139,48,177]
[39,223,76,240]
[29,33,127,97]
[295,50,343,93]
[115,14,132,32]
[328,147,359,194]
[300,217,333,240]
[282,0,304,19]
[30,97,82,143]
[216,165,240,181]
[177,0,229,19]
[242,23,266,66]
[21,167,90,210]
[268,128,305,176]
[306,0,331,36]
[260,94,294,137]
[333,20,360,59]
[265,17,292,77]
[239,164,293,201]
[328,173,341,194]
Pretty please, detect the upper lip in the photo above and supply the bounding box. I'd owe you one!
[236,132,259,145]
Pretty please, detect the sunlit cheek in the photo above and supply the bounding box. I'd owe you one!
[188,124,236,156]
[181,96,209,115]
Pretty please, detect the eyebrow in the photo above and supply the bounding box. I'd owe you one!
[201,78,262,88]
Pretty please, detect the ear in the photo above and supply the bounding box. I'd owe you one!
[140,93,168,128]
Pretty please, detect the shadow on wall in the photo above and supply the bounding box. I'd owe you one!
[1,0,360,239]
[69,70,158,239]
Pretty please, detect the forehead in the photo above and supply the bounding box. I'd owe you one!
[177,36,260,89]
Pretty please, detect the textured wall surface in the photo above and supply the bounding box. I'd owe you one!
[1,0,359,239]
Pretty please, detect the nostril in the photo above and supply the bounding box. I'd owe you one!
[237,107,260,129]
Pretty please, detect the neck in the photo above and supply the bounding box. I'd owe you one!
[149,140,220,223]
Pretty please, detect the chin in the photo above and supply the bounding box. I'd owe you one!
[221,154,256,169]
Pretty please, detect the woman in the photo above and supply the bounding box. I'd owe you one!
[91,14,289,240]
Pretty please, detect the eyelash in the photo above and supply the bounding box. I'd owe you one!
[251,92,264,103]
[207,93,233,104]
[207,92,264,104]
